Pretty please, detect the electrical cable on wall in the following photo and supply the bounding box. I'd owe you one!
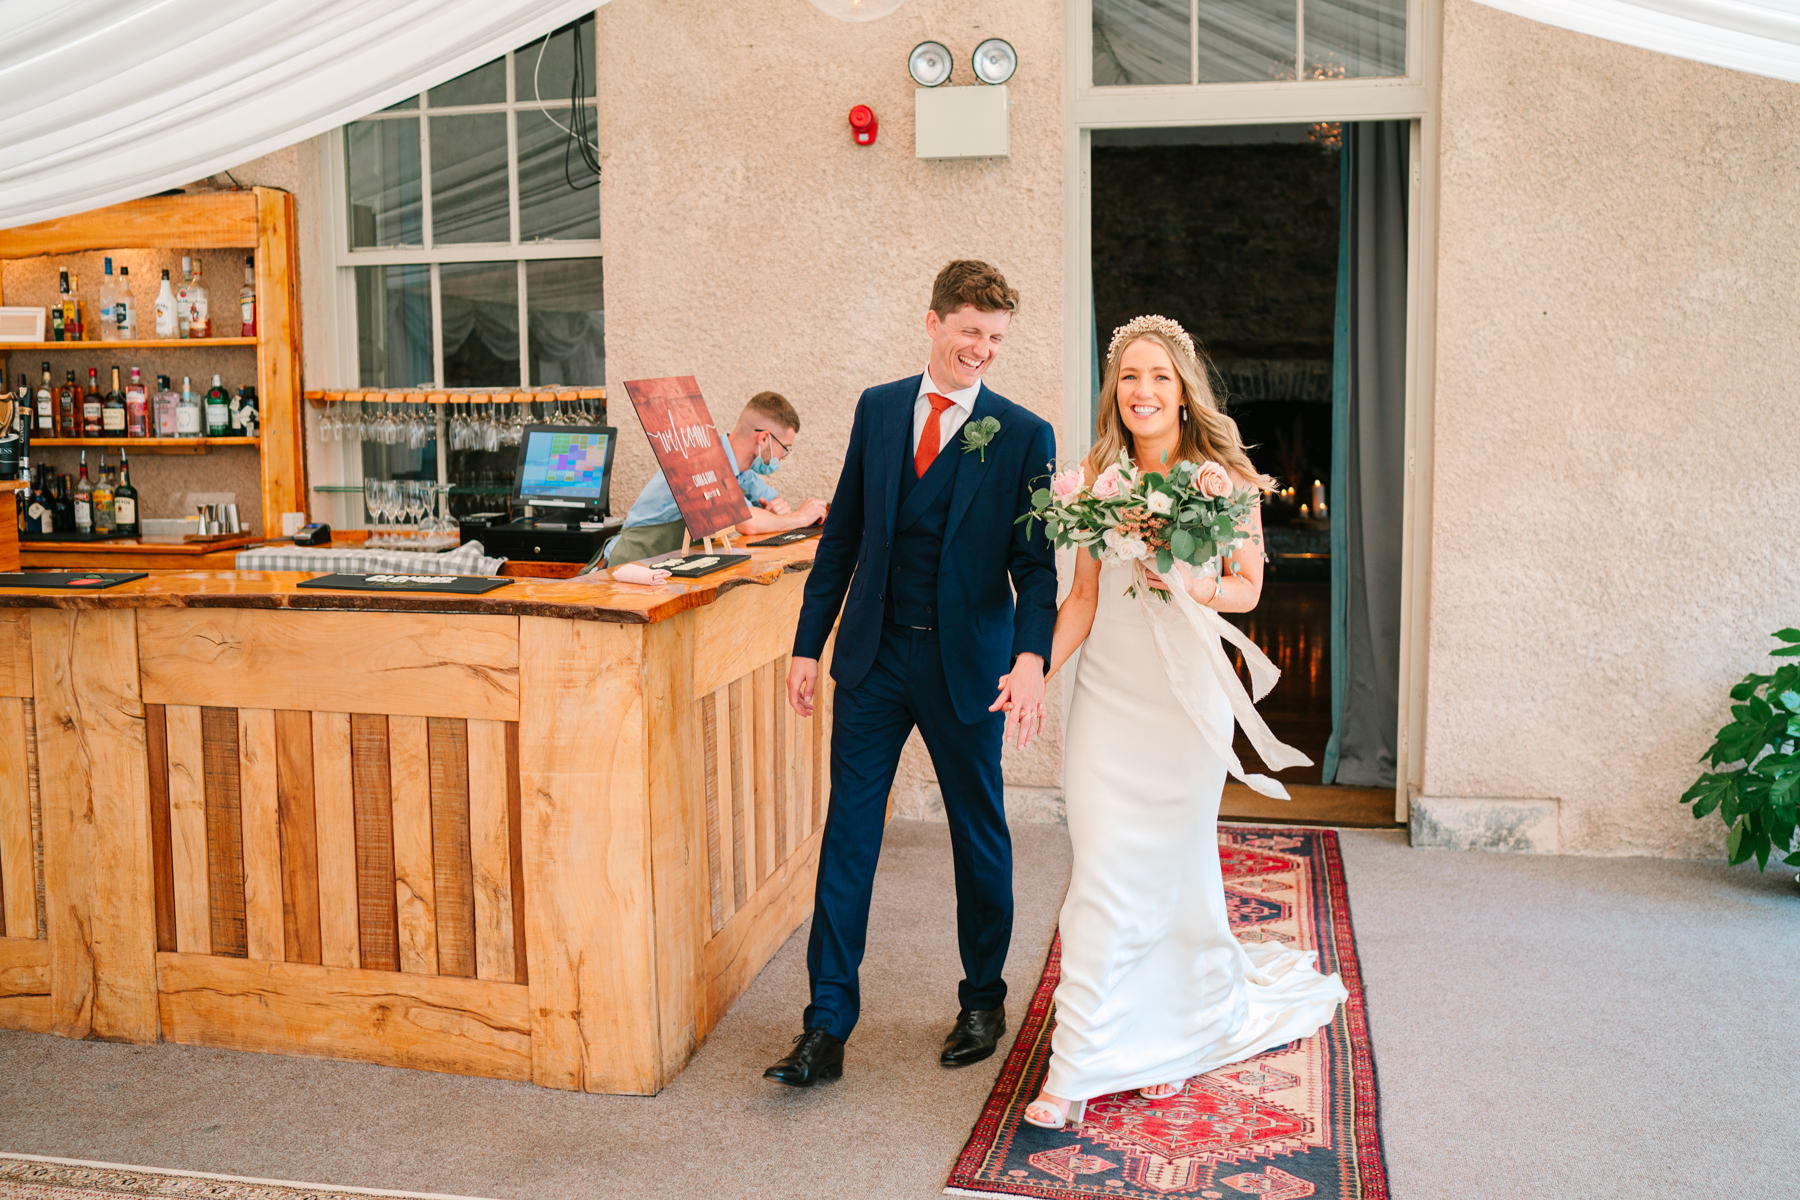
[533,22,601,192]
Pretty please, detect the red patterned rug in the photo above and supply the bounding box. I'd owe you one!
[947,825,1386,1200]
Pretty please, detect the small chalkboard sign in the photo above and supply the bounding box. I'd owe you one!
[747,529,821,547]
[641,553,752,578]
[0,571,148,589]
[296,573,515,595]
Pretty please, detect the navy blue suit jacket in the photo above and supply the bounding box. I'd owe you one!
[792,375,1058,725]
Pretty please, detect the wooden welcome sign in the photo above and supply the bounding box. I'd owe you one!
[622,376,752,541]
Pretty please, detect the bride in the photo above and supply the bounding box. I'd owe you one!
[996,315,1347,1130]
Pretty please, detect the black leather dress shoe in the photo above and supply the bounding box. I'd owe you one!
[763,1028,844,1087]
[940,1006,1006,1067]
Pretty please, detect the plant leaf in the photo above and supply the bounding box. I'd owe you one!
[1726,821,1748,864]
[1682,773,1734,819]
[1774,628,1800,643]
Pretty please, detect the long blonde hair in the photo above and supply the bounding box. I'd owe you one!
[1090,320,1274,491]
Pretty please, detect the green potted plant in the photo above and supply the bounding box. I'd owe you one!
[1682,628,1800,879]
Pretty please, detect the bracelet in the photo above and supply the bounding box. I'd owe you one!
[1206,574,1225,607]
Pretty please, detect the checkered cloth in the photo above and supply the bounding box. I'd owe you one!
[233,539,507,576]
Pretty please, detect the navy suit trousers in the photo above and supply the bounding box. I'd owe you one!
[803,623,1012,1041]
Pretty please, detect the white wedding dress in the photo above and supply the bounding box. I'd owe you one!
[1043,558,1348,1101]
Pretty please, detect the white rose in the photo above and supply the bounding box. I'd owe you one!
[1101,528,1148,562]
[1145,491,1173,516]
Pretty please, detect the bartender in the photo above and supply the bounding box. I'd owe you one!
[604,390,827,566]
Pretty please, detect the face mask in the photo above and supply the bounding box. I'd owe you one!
[751,439,782,476]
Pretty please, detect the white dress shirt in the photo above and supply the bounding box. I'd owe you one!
[913,370,981,455]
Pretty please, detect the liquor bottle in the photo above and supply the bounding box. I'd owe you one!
[57,370,79,438]
[54,473,73,533]
[72,451,93,533]
[102,366,127,436]
[92,454,114,534]
[186,257,211,338]
[98,258,118,342]
[34,364,53,434]
[67,273,85,341]
[115,266,137,338]
[0,384,19,481]
[240,254,256,336]
[176,375,202,438]
[83,367,104,437]
[154,268,179,338]
[2,376,28,481]
[152,374,178,437]
[24,468,52,536]
[124,368,150,438]
[52,270,69,341]
[204,374,230,436]
[232,385,260,436]
[113,454,140,537]
[174,255,192,337]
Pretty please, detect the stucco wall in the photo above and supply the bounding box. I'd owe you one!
[594,0,1066,803]
[1423,1,1800,856]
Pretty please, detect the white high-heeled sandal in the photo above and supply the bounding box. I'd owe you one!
[1137,1079,1186,1101]
[1022,1093,1088,1129]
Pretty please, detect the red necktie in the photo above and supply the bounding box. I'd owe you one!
[915,392,955,478]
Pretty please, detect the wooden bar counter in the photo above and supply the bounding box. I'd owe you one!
[0,542,832,1093]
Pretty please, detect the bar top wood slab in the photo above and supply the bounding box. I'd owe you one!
[0,539,818,624]
[23,534,262,556]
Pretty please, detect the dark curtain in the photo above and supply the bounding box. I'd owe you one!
[1323,120,1407,787]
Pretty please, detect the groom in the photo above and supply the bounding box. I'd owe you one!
[768,260,1058,1087]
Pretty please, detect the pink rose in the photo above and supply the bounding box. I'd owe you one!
[1194,460,1232,499]
[1050,467,1083,503]
[1091,464,1125,499]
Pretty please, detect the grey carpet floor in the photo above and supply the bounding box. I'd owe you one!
[2,820,1795,1199]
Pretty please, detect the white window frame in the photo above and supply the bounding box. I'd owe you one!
[1062,0,1441,822]
[309,24,604,515]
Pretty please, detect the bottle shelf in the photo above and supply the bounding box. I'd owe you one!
[33,436,260,455]
[0,338,258,351]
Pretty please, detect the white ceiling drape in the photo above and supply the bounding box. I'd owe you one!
[0,0,608,230]
[1468,0,1800,83]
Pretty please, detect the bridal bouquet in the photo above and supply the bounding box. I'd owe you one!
[1024,454,1261,593]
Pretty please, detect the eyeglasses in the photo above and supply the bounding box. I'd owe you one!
[757,428,792,457]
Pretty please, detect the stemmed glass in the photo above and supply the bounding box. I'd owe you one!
[363,480,385,543]
[403,481,428,544]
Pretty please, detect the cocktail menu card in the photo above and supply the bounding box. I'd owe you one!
[0,571,148,589]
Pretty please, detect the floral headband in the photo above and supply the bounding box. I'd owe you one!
[1106,314,1197,369]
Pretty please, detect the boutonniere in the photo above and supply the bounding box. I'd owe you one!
[960,416,1001,462]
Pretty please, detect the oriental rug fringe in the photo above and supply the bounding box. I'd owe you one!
[0,1155,497,1200]
[947,825,1387,1200]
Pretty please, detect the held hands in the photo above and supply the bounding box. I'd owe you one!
[787,655,819,718]
[990,652,1047,749]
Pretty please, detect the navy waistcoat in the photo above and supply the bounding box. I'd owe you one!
[885,425,959,626]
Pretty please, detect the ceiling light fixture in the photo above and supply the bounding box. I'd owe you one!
[908,40,953,87]
[807,0,906,21]
[971,38,1017,85]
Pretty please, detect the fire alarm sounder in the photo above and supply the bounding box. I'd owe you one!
[849,105,878,146]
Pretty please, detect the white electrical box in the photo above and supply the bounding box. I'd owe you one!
[914,85,1010,159]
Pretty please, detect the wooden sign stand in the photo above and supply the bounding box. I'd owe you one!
[680,529,735,557]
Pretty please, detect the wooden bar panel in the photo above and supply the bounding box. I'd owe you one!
[728,678,751,908]
[711,686,738,926]
[146,704,176,952]
[349,714,399,973]
[237,708,283,962]
[518,616,659,1093]
[0,937,52,1034]
[156,952,530,1082]
[690,571,808,696]
[0,697,36,938]
[31,608,157,1042]
[753,662,776,883]
[505,722,527,985]
[0,609,30,698]
[201,706,248,959]
[139,610,520,721]
[466,718,516,983]
[165,704,210,955]
[428,716,476,980]
[311,712,360,969]
[701,692,727,933]
[771,659,790,867]
[700,827,822,1037]
[644,618,706,1081]
[275,709,321,965]
[389,715,437,975]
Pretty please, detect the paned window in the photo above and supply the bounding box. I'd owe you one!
[1092,0,1406,86]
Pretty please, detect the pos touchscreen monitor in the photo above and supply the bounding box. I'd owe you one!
[512,424,619,515]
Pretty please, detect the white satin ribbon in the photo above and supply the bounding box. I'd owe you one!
[1136,561,1313,800]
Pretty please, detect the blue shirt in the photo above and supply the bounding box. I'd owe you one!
[603,435,779,558]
